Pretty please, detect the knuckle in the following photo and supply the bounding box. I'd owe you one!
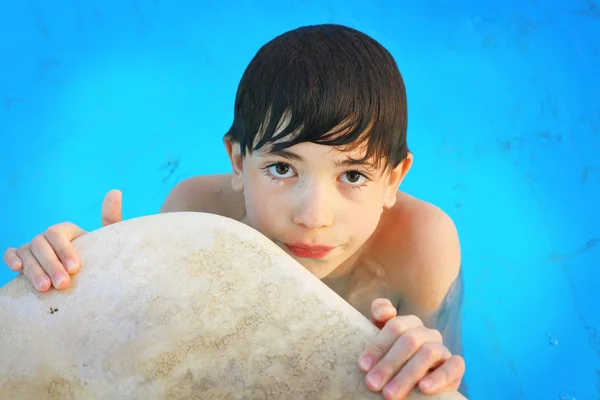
[420,342,441,360]
[45,224,63,238]
[30,234,47,250]
[386,317,405,335]
[17,243,30,256]
[451,355,466,370]
[406,314,424,326]
[61,221,77,232]
[430,328,443,343]
[368,342,388,359]
[400,331,421,352]
[45,225,59,236]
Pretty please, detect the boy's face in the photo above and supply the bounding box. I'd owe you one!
[225,138,412,279]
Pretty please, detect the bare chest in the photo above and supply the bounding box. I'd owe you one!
[322,260,403,319]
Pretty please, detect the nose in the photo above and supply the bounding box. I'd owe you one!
[293,179,334,229]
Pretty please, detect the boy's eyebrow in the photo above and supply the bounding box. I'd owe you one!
[267,149,371,168]
[268,149,303,161]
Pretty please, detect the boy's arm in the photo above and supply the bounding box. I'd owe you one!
[395,206,468,393]
[397,271,465,356]
[395,271,467,395]
[159,178,203,213]
[393,202,463,352]
[362,207,467,397]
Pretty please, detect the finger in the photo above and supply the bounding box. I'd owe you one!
[371,298,397,328]
[30,234,72,289]
[418,355,465,394]
[365,326,442,392]
[17,244,52,292]
[102,189,123,227]
[44,223,86,274]
[382,343,451,400]
[359,314,422,373]
[4,247,23,272]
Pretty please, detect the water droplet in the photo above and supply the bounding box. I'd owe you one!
[558,391,576,399]
[546,333,559,345]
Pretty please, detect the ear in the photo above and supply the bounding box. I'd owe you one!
[383,152,413,209]
[224,137,245,193]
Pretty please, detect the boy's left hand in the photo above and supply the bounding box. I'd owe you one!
[358,298,465,400]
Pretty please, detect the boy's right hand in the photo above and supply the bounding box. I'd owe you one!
[3,190,123,292]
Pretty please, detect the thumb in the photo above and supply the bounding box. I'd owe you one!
[101,189,123,227]
[370,298,397,329]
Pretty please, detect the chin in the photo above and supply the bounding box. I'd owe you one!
[292,257,337,279]
[303,266,334,280]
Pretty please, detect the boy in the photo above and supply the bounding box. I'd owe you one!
[3,24,466,399]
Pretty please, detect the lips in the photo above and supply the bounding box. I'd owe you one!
[283,243,335,259]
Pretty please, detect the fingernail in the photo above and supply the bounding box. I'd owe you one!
[66,259,77,273]
[383,381,399,398]
[35,275,49,290]
[420,378,433,390]
[366,371,382,389]
[359,355,372,370]
[376,306,393,320]
[53,274,65,287]
[10,259,21,270]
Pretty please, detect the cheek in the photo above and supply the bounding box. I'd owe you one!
[243,176,287,232]
[343,197,383,240]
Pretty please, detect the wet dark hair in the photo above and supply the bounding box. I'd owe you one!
[224,23,408,169]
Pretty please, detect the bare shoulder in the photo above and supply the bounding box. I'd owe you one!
[378,192,461,313]
[159,174,246,220]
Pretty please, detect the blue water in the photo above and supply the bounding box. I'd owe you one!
[1,1,598,398]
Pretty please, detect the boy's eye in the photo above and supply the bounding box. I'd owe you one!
[268,162,295,178]
[341,171,366,185]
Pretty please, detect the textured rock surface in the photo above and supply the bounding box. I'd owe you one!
[0,212,466,399]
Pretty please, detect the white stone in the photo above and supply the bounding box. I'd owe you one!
[0,212,466,399]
